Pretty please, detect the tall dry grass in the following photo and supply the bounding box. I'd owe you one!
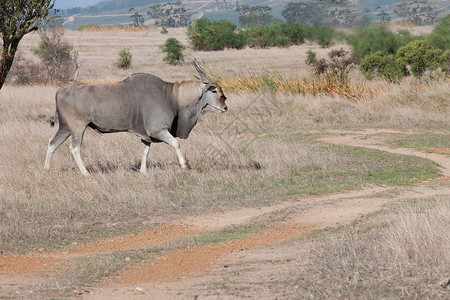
[307,195,450,298]
[209,67,376,101]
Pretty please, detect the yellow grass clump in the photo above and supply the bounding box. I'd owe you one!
[209,67,378,102]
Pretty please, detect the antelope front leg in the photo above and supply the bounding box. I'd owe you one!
[152,130,187,169]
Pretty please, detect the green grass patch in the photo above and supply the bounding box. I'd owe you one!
[385,133,450,153]
[281,143,440,196]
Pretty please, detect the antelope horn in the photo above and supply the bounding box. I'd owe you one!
[193,59,212,84]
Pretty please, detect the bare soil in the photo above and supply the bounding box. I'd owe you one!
[1,129,449,299]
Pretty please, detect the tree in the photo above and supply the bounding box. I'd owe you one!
[129,8,145,27]
[282,2,329,26]
[376,7,391,24]
[0,0,54,90]
[236,5,273,27]
[394,0,438,25]
[282,1,356,27]
[328,7,356,27]
[147,1,191,28]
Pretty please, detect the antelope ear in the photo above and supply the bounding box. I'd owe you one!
[193,59,212,84]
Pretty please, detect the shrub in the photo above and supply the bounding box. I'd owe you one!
[360,40,449,81]
[281,21,309,44]
[188,18,337,51]
[360,51,404,82]
[274,35,290,47]
[188,18,246,51]
[396,40,449,77]
[348,25,415,58]
[312,49,360,82]
[161,38,185,65]
[246,25,270,48]
[32,28,77,83]
[160,26,168,34]
[115,48,132,69]
[310,25,334,47]
[428,15,450,50]
[247,23,289,48]
[305,50,316,65]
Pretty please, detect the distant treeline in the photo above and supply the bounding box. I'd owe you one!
[187,16,449,82]
[59,0,445,28]
[58,0,165,15]
[188,19,337,51]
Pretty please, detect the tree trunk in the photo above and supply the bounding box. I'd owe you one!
[0,38,21,90]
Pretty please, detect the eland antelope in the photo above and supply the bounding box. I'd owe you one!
[44,60,227,175]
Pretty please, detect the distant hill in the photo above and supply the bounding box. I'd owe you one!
[55,0,103,10]
[57,0,449,30]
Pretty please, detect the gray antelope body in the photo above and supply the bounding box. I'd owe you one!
[44,61,227,175]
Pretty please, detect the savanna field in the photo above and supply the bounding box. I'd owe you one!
[0,25,449,298]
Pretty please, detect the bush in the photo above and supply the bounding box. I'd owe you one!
[115,48,132,69]
[360,51,404,82]
[188,18,337,51]
[428,15,450,50]
[247,23,289,48]
[161,38,185,65]
[348,25,415,58]
[274,35,290,47]
[310,25,334,48]
[32,28,77,83]
[8,28,77,85]
[396,40,449,77]
[305,50,316,65]
[188,18,246,51]
[360,40,449,81]
[281,21,309,44]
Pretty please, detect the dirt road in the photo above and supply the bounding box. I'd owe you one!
[1,129,449,299]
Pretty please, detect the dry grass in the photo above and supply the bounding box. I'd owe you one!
[0,81,446,252]
[78,25,161,32]
[14,28,350,83]
[210,68,376,101]
[387,22,435,35]
[304,195,450,299]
